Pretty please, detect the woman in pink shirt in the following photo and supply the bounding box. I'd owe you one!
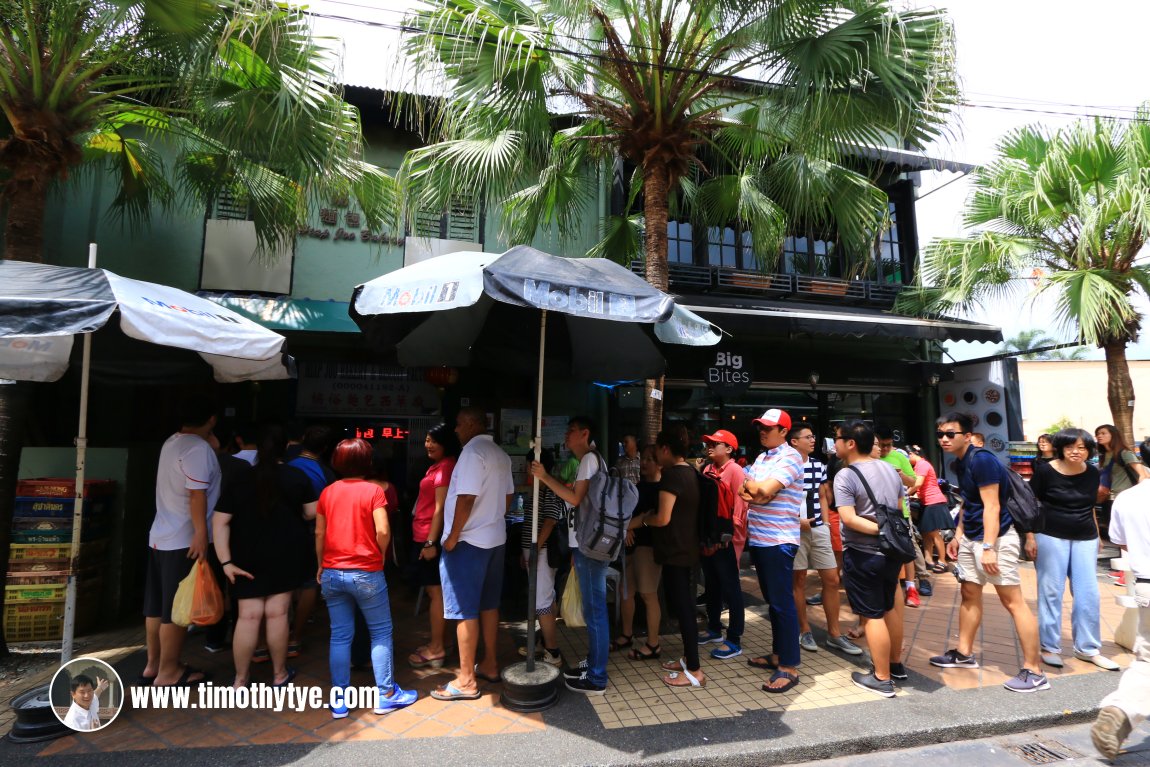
[908,447,954,571]
[407,424,459,669]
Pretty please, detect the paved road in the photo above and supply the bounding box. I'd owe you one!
[804,721,1150,767]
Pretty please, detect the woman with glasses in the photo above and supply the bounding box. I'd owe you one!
[1029,429,1118,671]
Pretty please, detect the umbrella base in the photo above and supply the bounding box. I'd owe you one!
[499,661,561,713]
[7,685,69,743]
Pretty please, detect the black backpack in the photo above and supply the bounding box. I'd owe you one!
[972,447,1041,534]
[696,466,734,549]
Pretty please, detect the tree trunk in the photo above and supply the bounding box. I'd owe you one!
[1103,339,1136,447]
[3,176,49,263]
[640,163,671,445]
[0,174,50,656]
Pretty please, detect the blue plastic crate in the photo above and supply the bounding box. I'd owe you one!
[13,497,109,519]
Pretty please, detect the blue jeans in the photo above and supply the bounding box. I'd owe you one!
[574,551,610,686]
[749,544,801,668]
[1034,533,1102,655]
[322,569,394,692]
[702,544,744,642]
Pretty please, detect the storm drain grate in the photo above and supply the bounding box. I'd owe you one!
[1007,740,1083,765]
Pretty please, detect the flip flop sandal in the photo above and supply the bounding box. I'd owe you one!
[611,634,633,652]
[663,668,705,688]
[156,666,210,687]
[430,682,482,701]
[846,626,866,640]
[628,643,661,661]
[135,674,155,687]
[408,648,447,669]
[660,657,687,672]
[271,668,297,688]
[474,664,501,683]
[747,655,779,670]
[762,670,800,693]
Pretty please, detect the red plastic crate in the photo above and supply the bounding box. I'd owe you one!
[16,478,116,499]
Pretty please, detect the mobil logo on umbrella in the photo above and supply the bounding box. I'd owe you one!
[520,278,636,317]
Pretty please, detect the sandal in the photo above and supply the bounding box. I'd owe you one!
[846,625,865,640]
[611,634,633,652]
[628,642,661,661]
[928,563,948,574]
[763,670,800,693]
[660,658,687,672]
[474,664,501,684]
[408,647,446,669]
[663,667,705,688]
[430,682,481,701]
[156,665,210,687]
[747,655,779,670]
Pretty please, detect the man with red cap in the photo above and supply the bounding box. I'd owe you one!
[740,408,806,694]
[697,429,747,659]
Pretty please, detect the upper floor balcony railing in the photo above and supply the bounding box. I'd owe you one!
[629,260,906,309]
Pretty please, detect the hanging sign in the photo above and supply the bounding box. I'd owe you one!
[705,349,753,397]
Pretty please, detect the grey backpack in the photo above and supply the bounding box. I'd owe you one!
[574,452,638,562]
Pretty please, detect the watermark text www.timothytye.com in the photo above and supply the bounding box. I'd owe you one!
[130,684,379,712]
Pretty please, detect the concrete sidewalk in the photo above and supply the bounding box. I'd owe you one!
[2,559,1136,765]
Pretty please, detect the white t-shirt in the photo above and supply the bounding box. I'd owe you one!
[150,433,221,550]
[234,449,257,465]
[443,435,514,549]
[1110,479,1150,579]
[63,694,100,730]
[567,452,602,547]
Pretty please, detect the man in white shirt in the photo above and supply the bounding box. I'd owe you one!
[1092,478,1150,759]
[63,674,108,730]
[432,407,514,701]
[141,395,219,687]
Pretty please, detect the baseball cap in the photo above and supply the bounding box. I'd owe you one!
[753,408,791,430]
[701,429,739,450]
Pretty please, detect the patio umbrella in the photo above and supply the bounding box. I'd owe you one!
[351,245,721,679]
[0,247,294,661]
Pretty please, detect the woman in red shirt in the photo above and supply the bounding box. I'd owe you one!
[406,423,459,669]
[316,439,417,717]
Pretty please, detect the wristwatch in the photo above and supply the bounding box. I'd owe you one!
[423,540,437,549]
[981,543,994,551]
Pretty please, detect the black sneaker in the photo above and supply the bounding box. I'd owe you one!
[929,649,978,668]
[562,659,588,681]
[564,672,607,695]
[889,663,908,681]
[851,671,896,698]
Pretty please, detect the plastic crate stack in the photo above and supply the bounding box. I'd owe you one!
[5,478,114,642]
[1007,442,1038,479]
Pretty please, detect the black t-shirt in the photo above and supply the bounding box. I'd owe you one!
[1030,460,1100,540]
[632,478,660,548]
[219,463,318,597]
[652,464,699,567]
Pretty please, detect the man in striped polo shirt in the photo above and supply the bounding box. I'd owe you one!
[740,408,806,694]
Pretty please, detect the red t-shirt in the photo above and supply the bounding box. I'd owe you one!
[317,479,389,571]
[412,458,456,543]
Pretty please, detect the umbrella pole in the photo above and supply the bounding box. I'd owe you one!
[62,243,97,663]
[525,310,547,674]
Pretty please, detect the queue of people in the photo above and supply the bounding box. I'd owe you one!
[143,398,1143,723]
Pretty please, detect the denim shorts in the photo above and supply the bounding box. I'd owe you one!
[440,541,505,620]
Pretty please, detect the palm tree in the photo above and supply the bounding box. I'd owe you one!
[1000,329,1088,360]
[900,117,1150,445]
[0,0,399,655]
[398,0,959,441]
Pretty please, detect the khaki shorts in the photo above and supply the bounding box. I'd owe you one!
[957,528,1021,587]
[626,545,663,596]
[794,523,837,572]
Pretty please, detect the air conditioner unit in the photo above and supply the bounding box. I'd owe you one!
[403,237,483,267]
[200,219,293,295]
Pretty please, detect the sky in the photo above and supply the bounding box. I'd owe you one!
[301,0,1150,361]
[912,0,1150,361]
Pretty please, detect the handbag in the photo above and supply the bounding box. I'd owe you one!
[846,465,916,564]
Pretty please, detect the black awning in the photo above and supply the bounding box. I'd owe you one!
[683,298,1002,344]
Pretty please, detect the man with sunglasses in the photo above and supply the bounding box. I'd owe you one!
[932,412,1048,693]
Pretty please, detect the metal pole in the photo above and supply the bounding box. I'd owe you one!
[62,243,97,663]
[525,310,547,673]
